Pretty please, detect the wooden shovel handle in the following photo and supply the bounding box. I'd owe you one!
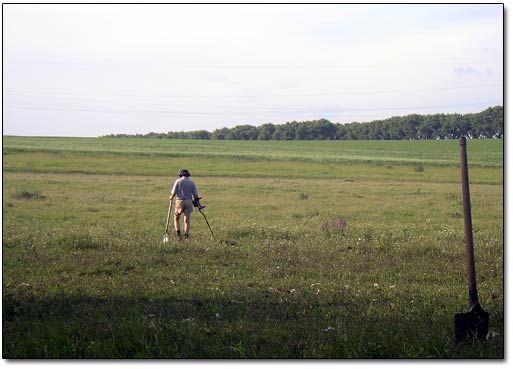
[460,137,478,307]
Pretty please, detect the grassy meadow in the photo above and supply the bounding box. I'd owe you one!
[2,136,504,358]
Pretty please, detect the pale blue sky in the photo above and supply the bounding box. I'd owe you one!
[2,3,503,136]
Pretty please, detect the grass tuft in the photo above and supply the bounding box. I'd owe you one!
[57,233,103,250]
[413,164,425,172]
[13,189,46,200]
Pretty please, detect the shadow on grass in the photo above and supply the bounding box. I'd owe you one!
[2,292,503,359]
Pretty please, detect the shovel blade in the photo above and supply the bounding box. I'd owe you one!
[455,303,489,342]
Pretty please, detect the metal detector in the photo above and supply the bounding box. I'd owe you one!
[198,207,215,240]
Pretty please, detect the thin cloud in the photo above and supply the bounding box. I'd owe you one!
[2,3,503,136]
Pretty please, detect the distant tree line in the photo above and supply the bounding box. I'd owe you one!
[104,105,503,140]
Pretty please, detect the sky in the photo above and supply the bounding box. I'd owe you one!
[2,3,504,137]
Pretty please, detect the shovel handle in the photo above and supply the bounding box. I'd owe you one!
[164,199,172,235]
[460,137,478,307]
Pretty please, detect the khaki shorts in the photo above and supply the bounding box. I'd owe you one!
[175,199,193,215]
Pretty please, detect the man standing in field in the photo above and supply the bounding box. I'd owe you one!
[169,169,204,240]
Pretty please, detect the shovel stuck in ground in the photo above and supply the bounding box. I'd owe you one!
[454,137,489,342]
[162,199,172,243]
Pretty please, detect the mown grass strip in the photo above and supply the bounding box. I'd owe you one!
[3,136,503,168]
[2,151,503,185]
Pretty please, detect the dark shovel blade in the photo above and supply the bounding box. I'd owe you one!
[455,303,489,342]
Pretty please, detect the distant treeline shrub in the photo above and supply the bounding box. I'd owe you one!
[104,106,503,141]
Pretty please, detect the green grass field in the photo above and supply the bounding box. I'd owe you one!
[2,136,504,358]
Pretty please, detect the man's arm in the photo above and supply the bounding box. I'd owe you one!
[169,180,177,201]
[192,182,199,200]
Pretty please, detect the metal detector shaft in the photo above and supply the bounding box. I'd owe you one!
[199,208,215,239]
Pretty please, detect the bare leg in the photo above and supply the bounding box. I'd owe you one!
[184,213,191,235]
[174,212,181,232]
